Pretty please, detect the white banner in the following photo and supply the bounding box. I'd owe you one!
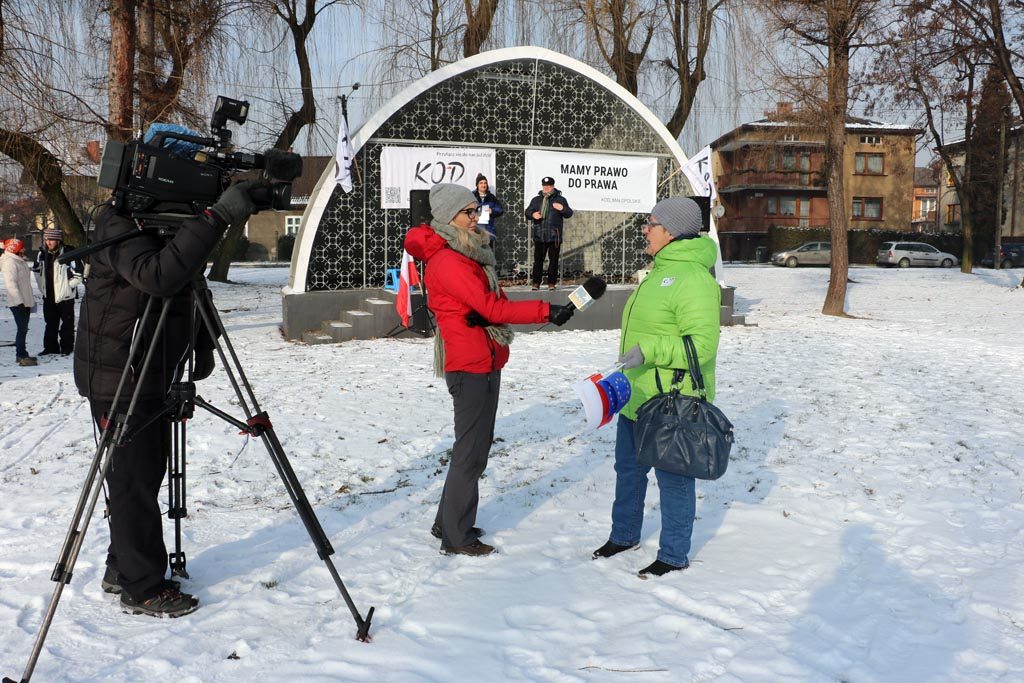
[680,145,717,201]
[523,150,657,213]
[380,146,496,209]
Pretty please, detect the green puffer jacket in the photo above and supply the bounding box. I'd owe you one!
[619,236,721,420]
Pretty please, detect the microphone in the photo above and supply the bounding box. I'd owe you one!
[567,276,607,311]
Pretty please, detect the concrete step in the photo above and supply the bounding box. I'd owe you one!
[362,298,401,336]
[342,309,376,338]
[301,331,335,345]
[322,320,354,342]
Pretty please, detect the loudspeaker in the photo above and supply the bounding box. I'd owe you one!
[409,291,433,334]
[687,195,711,232]
[410,189,431,226]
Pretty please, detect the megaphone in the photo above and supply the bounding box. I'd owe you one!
[574,365,632,429]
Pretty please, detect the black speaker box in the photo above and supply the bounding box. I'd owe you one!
[410,189,432,226]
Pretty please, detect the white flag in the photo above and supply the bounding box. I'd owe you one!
[335,117,356,192]
[681,145,717,201]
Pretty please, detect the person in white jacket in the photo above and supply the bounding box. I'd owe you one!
[1,238,37,366]
[34,228,84,355]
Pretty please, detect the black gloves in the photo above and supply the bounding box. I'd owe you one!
[548,304,575,326]
[466,311,492,327]
[193,348,216,381]
[210,179,266,226]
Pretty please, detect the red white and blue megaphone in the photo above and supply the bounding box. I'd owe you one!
[574,365,632,429]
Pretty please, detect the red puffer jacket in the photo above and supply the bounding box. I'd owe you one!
[405,225,551,373]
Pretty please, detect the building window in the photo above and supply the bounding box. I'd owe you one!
[783,134,800,142]
[781,150,797,171]
[860,135,881,144]
[945,204,961,224]
[767,196,809,217]
[854,153,884,174]
[918,198,936,218]
[285,215,302,236]
[852,197,883,220]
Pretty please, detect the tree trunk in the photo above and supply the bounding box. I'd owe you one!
[107,0,137,143]
[0,129,85,246]
[463,0,498,57]
[822,9,851,317]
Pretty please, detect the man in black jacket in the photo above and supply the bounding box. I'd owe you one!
[524,176,573,290]
[73,179,263,617]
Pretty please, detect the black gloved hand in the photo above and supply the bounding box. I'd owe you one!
[193,348,216,381]
[210,179,266,226]
[466,311,491,327]
[548,303,575,326]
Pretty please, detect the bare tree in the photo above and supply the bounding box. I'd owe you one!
[208,0,351,282]
[756,0,885,317]
[571,0,657,96]
[464,0,500,57]
[660,0,725,138]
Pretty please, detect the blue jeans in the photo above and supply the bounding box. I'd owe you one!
[609,416,695,567]
[9,305,30,359]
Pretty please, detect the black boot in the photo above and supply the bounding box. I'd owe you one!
[638,559,688,579]
[592,540,638,559]
[431,523,483,540]
[442,540,496,556]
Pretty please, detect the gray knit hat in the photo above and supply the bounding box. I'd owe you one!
[429,183,477,225]
[650,197,703,239]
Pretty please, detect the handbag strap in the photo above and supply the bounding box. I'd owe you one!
[681,336,707,400]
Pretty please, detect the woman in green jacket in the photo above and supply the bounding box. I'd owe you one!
[592,197,721,578]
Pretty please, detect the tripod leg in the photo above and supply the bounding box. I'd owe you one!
[5,296,178,682]
[167,418,189,579]
[189,281,374,641]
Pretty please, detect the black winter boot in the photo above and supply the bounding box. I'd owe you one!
[442,540,496,556]
[431,523,483,540]
[638,559,688,579]
[120,586,198,617]
[592,540,638,559]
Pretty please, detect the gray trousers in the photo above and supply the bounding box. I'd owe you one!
[435,370,501,547]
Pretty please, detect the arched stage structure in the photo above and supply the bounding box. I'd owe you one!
[282,47,737,342]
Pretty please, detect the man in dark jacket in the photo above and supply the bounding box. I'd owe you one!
[34,228,84,355]
[73,179,264,617]
[524,176,573,290]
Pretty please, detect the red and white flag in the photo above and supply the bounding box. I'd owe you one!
[395,249,421,327]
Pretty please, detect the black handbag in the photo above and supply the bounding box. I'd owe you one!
[634,336,734,479]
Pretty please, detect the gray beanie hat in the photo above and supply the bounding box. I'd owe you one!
[429,183,477,225]
[650,197,704,239]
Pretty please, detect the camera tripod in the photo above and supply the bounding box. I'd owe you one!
[5,277,373,683]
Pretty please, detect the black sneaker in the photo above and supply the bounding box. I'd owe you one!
[102,567,180,595]
[637,559,688,579]
[442,540,496,556]
[121,586,198,617]
[430,523,484,540]
[592,540,638,559]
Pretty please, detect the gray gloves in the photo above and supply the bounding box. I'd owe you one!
[617,344,645,370]
[210,180,265,226]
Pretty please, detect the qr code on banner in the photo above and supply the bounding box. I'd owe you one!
[384,187,401,205]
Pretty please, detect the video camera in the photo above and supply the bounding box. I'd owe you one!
[98,95,303,217]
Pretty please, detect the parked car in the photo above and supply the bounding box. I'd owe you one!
[771,241,831,267]
[877,242,958,268]
[979,243,1024,269]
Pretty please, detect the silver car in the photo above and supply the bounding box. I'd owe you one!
[771,241,831,267]
[877,242,958,268]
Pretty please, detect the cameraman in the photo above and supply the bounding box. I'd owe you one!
[73,179,265,618]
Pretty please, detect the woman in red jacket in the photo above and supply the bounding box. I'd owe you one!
[405,183,575,556]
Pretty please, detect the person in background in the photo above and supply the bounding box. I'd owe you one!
[404,183,575,557]
[1,238,38,366]
[472,174,505,246]
[524,176,573,290]
[34,228,84,356]
[592,197,720,578]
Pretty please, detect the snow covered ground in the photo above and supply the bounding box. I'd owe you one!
[1,264,1022,682]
